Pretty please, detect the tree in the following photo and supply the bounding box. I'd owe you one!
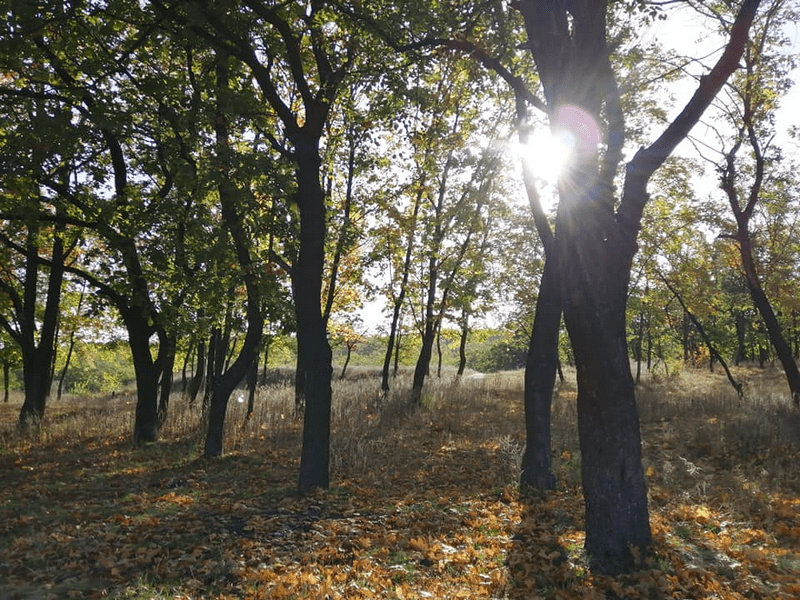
[512,0,761,574]
[0,2,206,443]
[201,50,265,457]
[0,64,78,425]
[168,0,370,489]
[712,0,800,403]
[0,329,21,403]
[402,57,509,402]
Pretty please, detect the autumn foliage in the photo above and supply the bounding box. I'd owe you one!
[1,367,798,599]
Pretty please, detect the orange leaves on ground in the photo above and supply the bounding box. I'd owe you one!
[2,373,799,600]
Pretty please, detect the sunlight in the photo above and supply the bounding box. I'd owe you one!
[516,105,603,188]
[519,127,574,185]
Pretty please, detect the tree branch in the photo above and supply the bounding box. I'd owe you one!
[618,0,761,242]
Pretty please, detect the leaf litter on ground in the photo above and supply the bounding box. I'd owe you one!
[0,366,798,599]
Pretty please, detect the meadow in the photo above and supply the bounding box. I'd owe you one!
[1,366,798,599]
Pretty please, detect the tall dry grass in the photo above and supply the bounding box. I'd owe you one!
[1,364,798,495]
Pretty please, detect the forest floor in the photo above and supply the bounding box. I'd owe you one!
[0,366,799,599]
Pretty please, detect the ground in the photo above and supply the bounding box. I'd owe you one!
[0,367,798,599]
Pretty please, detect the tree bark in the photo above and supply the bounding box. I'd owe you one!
[2,360,9,403]
[340,344,352,380]
[128,315,162,445]
[157,335,176,427]
[520,255,560,490]
[720,95,800,402]
[17,223,65,427]
[456,309,468,376]
[516,90,560,492]
[294,146,333,490]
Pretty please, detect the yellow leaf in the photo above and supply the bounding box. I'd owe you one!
[408,536,428,552]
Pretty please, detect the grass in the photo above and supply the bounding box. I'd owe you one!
[0,364,798,599]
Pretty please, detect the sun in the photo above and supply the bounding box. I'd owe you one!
[520,128,574,185]
[516,106,602,190]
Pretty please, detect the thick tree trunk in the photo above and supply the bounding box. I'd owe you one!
[558,216,652,575]
[294,149,333,491]
[128,318,161,445]
[18,228,65,428]
[520,255,560,490]
[19,362,51,425]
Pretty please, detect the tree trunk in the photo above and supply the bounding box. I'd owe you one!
[457,309,469,376]
[412,248,440,403]
[412,320,436,404]
[748,276,800,402]
[340,344,352,380]
[204,53,264,457]
[2,360,9,403]
[129,320,161,445]
[294,145,333,491]
[635,309,644,384]
[393,326,402,377]
[187,338,205,405]
[436,329,443,378]
[56,330,76,401]
[557,206,652,575]
[381,191,422,394]
[520,255,560,490]
[18,226,65,428]
[245,349,258,423]
[157,335,176,428]
[203,329,217,413]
